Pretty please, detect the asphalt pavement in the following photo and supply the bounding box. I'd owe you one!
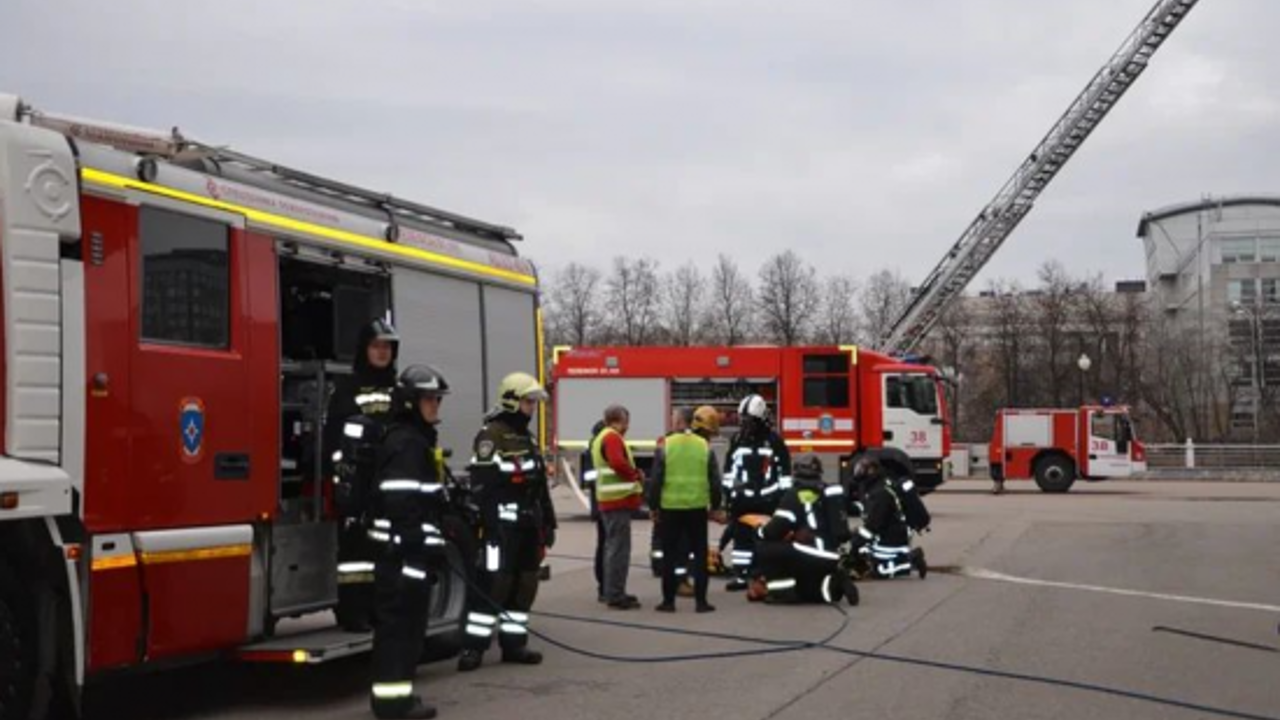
[85,480,1280,720]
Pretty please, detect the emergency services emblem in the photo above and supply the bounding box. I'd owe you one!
[477,439,496,460]
[179,397,206,464]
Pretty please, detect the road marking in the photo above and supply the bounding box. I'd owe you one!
[952,566,1280,614]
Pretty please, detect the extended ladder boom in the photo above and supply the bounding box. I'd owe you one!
[878,0,1200,355]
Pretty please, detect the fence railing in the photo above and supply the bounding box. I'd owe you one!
[1145,442,1280,469]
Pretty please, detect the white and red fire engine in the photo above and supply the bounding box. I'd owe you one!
[0,93,544,719]
[549,345,951,495]
[988,405,1148,493]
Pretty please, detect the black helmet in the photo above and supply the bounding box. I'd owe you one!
[793,454,824,482]
[393,364,450,414]
[354,318,401,375]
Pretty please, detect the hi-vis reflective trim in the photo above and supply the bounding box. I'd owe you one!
[502,611,530,623]
[140,544,251,566]
[338,562,376,574]
[794,543,841,561]
[424,536,447,547]
[779,475,794,489]
[355,392,393,406]
[80,168,537,287]
[402,565,428,581]
[343,423,365,439]
[380,480,422,492]
[486,543,502,571]
[500,623,528,635]
[91,555,138,572]
[857,526,875,540]
[368,530,392,543]
[732,447,773,459]
[821,575,836,603]
[767,578,797,591]
[468,613,498,626]
[760,484,780,496]
[422,523,441,535]
[466,624,493,637]
[372,682,415,699]
[582,470,599,482]
[373,519,392,529]
[651,550,665,559]
[880,562,913,576]
[332,450,344,462]
[824,485,845,497]
[774,509,797,523]
[901,480,916,492]
[783,439,856,448]
[419,483,443,494]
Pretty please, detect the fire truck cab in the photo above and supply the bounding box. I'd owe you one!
[0,93,542,718]
[550,345,950,494]
[988,405,1147,493]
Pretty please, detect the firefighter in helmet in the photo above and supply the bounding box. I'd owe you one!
[327,318,400,632]
[749,455,858,605]
[458,372,555,672]
[847,454,930,580]
[368,365,452,719]
[723,394,792,590]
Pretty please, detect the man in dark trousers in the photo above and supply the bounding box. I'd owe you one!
[367,365,451,719]
[650,407,693,582]
[593,405,645,609]
[650,406,724,613]
[750,455,858,605]
[458,372,556,672]
[327,318,399,632]
[723,394,792,590]
[580,420,607,602]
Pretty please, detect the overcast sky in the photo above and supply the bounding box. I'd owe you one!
[3,1,1275,290]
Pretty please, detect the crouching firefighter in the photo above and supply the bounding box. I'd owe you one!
[723,394,792,590]
[368,365,452,720]
[328,318,400,632]
[848,456,930,580]
[458,372,556,672]
[749,455,858,605]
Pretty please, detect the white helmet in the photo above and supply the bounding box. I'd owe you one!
[738,394,769,421]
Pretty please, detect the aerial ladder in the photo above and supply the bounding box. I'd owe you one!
[878,0,1201,356]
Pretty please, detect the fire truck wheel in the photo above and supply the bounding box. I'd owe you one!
[1034,456,1076,493]
[0,561,36,720]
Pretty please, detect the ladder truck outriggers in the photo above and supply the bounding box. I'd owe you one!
[0,94,543,719]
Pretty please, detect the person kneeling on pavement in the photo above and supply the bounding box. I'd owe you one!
[847,456,930,580]
[748,455,858,605]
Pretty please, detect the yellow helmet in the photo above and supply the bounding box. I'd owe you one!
[692,405,721,435]
[498,372,548,413]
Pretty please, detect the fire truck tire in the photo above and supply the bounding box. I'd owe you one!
[1034,456,1076,493]
[0,561,36,720]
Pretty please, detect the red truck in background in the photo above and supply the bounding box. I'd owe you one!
[989,406,1147,493]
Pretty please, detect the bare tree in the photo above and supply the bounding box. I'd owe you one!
[707,254,754,345]
[1029,261,1079,407]
[859,269,912,344]
[988,279,1031,407]
[543,263,602,347]
[757,251,820,345]
[663,263,705,346]
[814,276,860,345]
[605,256,663,346]
[925,299,974,434]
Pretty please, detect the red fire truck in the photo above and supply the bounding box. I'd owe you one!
[0,93,544,718]
[988,406,1148,493]
[549,345,951,494]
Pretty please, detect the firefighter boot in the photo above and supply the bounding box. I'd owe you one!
[502,647,543,665]
[457,649,484,672]
[841,574,860,607]
[373,696,437,720]
[911,548,928,580]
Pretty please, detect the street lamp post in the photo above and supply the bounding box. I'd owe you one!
[1077,353,1092,406]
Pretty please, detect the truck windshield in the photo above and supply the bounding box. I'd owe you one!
[886,375,939,416]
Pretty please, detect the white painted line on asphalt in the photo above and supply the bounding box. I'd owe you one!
[957,567,1280,614]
